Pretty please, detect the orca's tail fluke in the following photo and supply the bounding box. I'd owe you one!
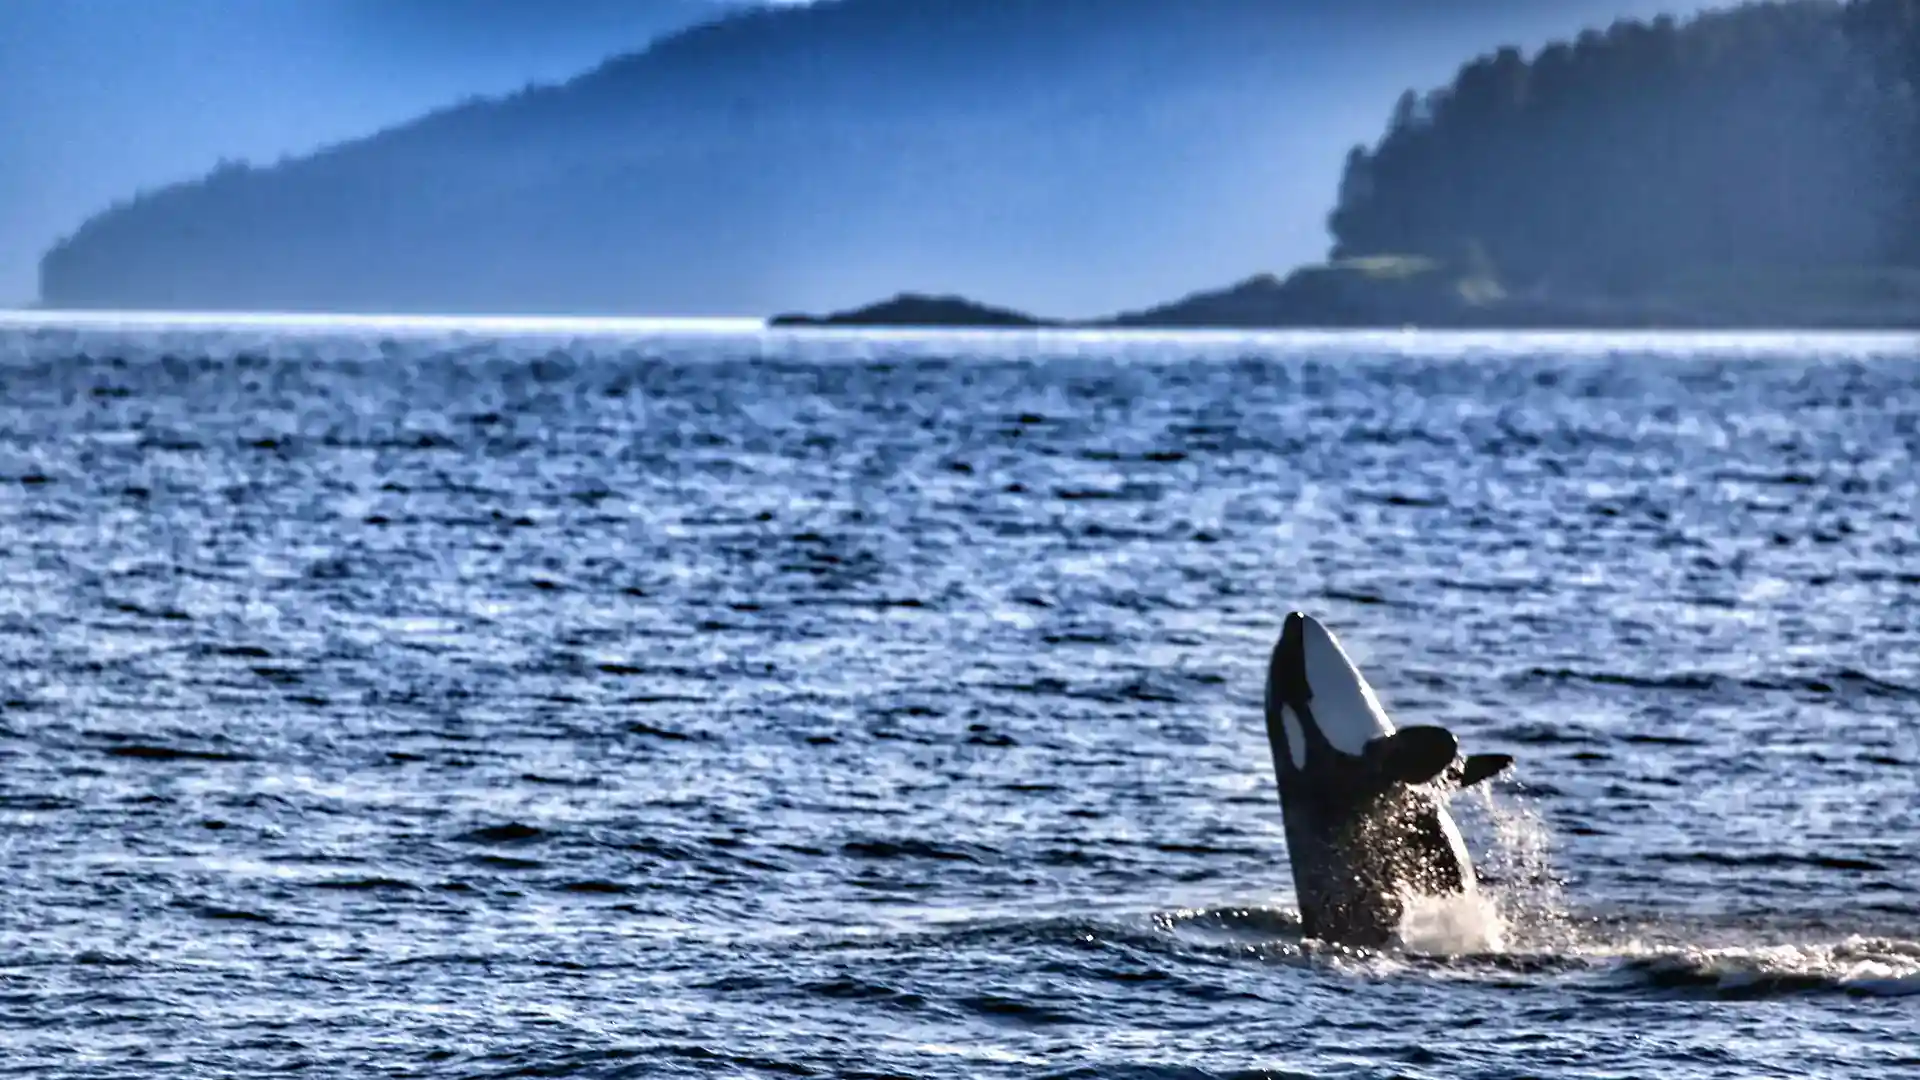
[1455,753,1514,789]
[1363,730,1514,790]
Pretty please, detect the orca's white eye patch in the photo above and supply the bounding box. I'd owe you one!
[1280,705,1307,769]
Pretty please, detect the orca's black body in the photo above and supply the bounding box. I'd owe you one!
[1263,613,1512,947]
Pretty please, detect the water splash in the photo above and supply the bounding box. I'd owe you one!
[1394,887,1508,955]
[1381,778,1572,956]
[1452,780,1576,949]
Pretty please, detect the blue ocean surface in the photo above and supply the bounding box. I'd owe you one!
[1,314,1916,1078]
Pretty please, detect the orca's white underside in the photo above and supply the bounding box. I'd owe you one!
[1296,615,1395,757]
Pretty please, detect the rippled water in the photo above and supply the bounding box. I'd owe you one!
[2,316,1917,1078]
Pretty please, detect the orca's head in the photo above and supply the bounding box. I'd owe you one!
[1263,612,1510,794]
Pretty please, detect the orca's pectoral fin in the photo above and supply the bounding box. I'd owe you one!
[1365,725,1459,787]
[1457,753,1514,789]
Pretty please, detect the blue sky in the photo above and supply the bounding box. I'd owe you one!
[0,0,1707,308]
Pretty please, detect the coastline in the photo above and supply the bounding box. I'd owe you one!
[17,261,1920,337]
[766,263,1920,334]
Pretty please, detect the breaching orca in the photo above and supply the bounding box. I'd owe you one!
[1263,612,1513,948]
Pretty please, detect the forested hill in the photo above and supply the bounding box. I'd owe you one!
[27,0,1405,317]
[1329,0,1920,303]
[34,0,1703,319]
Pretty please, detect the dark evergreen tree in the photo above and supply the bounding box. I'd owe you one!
[1329,0,1920,293]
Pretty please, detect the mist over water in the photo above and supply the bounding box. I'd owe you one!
[2,318,1917,1077]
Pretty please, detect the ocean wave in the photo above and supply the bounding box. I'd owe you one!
[1517,665,1920,702]
[1142,901,1920,999]
[1598,936,1920,999]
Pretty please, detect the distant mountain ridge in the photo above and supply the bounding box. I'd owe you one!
[36,0,1685,318]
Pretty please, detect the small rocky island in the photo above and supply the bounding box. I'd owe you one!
[769,293,1052,328]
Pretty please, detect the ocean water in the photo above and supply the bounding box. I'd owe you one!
[2,315,1917,1078]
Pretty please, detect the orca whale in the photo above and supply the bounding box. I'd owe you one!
[1262,612,1512,948]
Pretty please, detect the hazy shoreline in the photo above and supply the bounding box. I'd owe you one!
[766,265,1920,334]
[9,306,1920,342]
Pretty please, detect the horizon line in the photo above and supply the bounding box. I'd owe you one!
[5,307,1920,353]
